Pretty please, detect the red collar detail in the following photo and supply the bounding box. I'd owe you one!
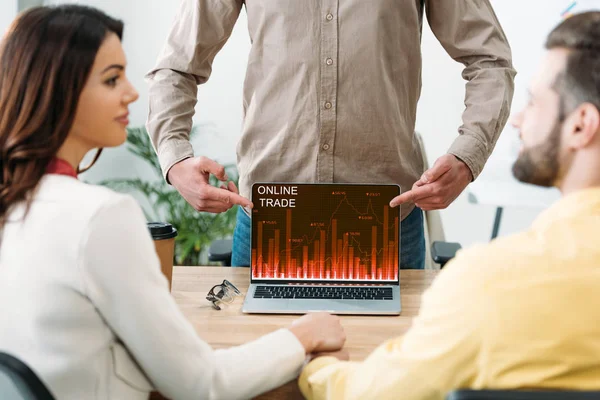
[46,158,77,179]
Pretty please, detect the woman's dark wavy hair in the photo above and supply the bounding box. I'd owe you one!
[0,5,123,227]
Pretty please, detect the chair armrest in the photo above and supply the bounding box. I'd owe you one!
[431,241,462,268]
[447,390,600,400]
[208,239,233,266]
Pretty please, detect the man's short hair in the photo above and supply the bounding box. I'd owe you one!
[546,12,600,120]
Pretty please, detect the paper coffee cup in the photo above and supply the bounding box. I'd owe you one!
[147,222,178,291]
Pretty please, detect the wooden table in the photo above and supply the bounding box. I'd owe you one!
[171,267,438,399]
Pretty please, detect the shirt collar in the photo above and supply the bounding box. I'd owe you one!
[46,158,78,179]
[532,186,600,230]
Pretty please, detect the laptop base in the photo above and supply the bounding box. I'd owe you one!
[242,284,401,315]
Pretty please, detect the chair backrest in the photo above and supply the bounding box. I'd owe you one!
[0,352,55,400]
[447,390,600,400]
[415,132,445,269]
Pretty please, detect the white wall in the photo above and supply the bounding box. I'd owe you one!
[417,0,559,246]
[0,0,17,36]
[43,0,249,184]
[40,0,584,247]
[418,0,599,245]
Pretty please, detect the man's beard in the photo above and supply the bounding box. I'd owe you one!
[512,123,562,187]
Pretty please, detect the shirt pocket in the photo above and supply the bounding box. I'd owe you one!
[110,343,154,393]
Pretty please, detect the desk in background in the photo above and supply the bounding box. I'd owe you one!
[170,266,438,400]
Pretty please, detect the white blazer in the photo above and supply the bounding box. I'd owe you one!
[0,175,305,400]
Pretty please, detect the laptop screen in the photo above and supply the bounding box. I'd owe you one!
[250,183,401,282]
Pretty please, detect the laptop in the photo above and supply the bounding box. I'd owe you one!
[242,183,401,315]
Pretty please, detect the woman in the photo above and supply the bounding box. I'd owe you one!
[0,6,345,400]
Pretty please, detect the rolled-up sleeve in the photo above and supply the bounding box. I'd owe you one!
[425,0,516,179]
[146,0,243,181]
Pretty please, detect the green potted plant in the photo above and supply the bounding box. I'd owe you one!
[101,126,238,265]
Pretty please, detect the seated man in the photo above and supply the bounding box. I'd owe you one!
[300,11,600,400]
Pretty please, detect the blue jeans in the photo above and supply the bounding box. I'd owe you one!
[232,206,425,269]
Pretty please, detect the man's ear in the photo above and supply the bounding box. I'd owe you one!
[565,103,600,150]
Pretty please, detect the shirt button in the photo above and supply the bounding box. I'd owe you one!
[326,58,333,66]
[326,13,334,21]
[324,102,332,109]
[322,143,330,151]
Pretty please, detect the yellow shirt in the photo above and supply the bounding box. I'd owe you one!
[300,187,600,400]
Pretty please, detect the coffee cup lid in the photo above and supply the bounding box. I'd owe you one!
[147,222,178,240]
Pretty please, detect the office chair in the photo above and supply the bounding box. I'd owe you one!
[415,132,461,269]
[208,237,459,267]
[207,239,233,266]
[447,389,600,400]
[208,132,462,267]
[0,352,55,400]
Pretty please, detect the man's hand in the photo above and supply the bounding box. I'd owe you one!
[167,156,253,213]
[308,349,350,362]
[288,312,346,354]
[389,154,473,211]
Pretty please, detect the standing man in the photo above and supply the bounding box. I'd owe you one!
[147,0,516,269]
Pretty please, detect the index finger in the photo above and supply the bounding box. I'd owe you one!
[390,185,433,207]
[204,185,253,208]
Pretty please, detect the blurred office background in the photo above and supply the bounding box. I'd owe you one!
[2,0,591,263]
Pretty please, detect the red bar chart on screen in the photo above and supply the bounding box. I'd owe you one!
[251,184,400,282]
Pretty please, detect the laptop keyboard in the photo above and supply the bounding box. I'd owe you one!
[253,286,394,300]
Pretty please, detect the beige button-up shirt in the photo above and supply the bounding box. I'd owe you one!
[147,0,516,220]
